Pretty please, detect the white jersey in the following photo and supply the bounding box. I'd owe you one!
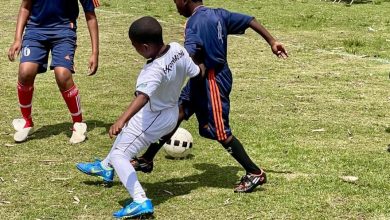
[135,42,200,112]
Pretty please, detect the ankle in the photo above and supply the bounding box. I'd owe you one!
[24,118,33,128]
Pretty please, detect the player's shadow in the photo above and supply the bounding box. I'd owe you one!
[28,119,112,140]
[82,180,122,187]
[118,163,249,207]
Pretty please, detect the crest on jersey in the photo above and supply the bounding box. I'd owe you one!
[137,83,148,89]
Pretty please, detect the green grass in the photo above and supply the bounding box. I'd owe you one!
[1,0,390,219]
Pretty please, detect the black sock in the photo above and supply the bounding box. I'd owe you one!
[142,141,165,162]
[221,136,262,174]
[141,124,181,162]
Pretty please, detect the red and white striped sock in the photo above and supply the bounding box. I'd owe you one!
[17,81,34,128]
[61,84,82,123]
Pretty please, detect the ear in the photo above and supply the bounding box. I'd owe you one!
[142,43,150,51]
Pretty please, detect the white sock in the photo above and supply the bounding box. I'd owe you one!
[110,149,147,202]
[101,156,112,169]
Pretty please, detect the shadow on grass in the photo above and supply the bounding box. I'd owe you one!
[336,0,375,4]
[28,119,112,140]
[82,180,122,187]
[118,163,250,207]
[264,169,293,174]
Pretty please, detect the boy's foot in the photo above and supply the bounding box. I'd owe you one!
[130,157,154,173]
[70,122,87,144]
[76,159,114,183]
[12,119,34,142]
[234,170,267,193]
[113,199,154,219]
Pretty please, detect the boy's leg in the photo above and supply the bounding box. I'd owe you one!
[51,32,85,143]
[54,68,82,123]
[110,149,154,218]
[14,35,49,142]
[17,62,38,127]
[54,67,86,143]
[131,121,181,173]
[110,149,147,202]
[134,100,190,172]
[205,69,265,192]
[13,62,39,142]
[220,136,262,175]
[220,135,266,193]
[140,113,184,162]
[110,111,172,218]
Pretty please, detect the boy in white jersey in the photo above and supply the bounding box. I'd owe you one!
[76,16,201,219]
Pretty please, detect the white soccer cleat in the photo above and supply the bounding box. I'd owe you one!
[70,122,87,144]
[12,118,27,131]
[12,118,34,142]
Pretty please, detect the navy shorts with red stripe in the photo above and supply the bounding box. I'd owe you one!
[179,67,232,141]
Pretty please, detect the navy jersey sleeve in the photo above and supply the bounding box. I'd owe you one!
[184,27,204,57]
[79,0,99,12]
[220,9,254,35]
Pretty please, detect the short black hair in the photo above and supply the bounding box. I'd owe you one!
[128,16,163,44]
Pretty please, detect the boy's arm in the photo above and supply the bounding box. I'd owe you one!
[249,18,288,58]
[109,93,149,138]
[8,0,32,62]
[84,11,99,75]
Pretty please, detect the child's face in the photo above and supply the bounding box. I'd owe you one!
[173,0,191,17]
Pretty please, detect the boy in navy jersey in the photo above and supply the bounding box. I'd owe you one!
[8,0,100,143]
[132,0,288,193]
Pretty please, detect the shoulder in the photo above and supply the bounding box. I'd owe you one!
[168,42,184,50]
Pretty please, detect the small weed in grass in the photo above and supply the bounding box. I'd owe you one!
[343,38,366,54]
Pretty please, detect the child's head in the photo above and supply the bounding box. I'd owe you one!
[173,0,203,18]
[128,16,164,59]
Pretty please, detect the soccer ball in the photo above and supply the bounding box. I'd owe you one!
[163,127,193,158]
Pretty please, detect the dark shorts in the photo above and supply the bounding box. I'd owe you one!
[179,67,233,141]
[20,28,77,73]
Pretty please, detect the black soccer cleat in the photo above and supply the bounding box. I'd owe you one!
[234,170,267,193]
[130,157,154,173]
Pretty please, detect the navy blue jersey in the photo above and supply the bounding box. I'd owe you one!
[184,6,253,70]
[27,0,99,29]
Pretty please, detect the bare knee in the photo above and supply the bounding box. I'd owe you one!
[18,63,38,85]
[54,67,74,91]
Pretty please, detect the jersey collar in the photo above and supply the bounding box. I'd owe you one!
[191,5,205,16]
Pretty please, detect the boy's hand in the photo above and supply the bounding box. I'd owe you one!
[88,54,98,76]
[271,41,288,59]
[8,40,22,62]
[109,119,126,138]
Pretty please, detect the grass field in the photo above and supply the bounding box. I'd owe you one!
[1,0,390,219]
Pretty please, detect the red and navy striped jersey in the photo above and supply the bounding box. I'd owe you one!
[184,6,253,70]
[27,0,100,29]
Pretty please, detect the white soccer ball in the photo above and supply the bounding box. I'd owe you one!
[163,127,193,158]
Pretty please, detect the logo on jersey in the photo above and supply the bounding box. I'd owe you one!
[217,21,223,44]
[137,83,148,89]
[23,46,31,57]
[163,50,185,74]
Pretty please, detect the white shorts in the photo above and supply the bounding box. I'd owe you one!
[111,106,179,158]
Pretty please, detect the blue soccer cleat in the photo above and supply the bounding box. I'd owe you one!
[113,199,154,219]
[76,159,114,183]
